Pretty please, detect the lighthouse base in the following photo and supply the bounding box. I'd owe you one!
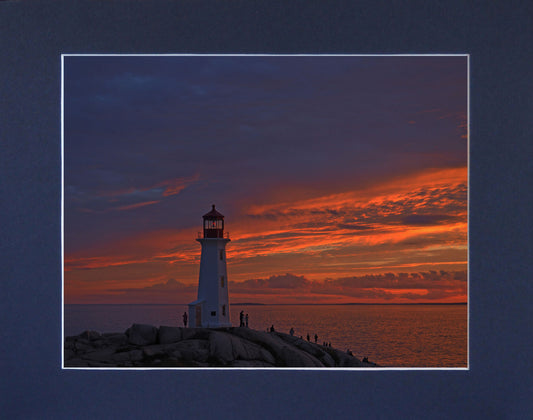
[188,299,232,328]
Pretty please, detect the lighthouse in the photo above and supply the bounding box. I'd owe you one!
[188,205,231,328]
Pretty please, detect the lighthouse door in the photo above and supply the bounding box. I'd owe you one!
[195,305,202,327]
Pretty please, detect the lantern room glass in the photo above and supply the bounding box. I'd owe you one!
[203,218,224,238]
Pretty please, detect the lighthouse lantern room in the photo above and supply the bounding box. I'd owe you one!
[188,205,231,328]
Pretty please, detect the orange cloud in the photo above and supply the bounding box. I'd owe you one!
[157,175,200,197]
[114,200,160,211]
[225,167,466,264]
[73,174,200,214]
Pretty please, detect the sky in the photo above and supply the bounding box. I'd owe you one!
[63,55,468,304]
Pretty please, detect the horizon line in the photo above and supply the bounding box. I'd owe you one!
[64,302,467,306]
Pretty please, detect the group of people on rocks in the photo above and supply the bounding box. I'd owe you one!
[305,332,322,344]
[288,328,333,348]
[239,310,249,327]
[183,309,369,362]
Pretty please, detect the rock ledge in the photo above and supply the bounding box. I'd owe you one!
[64,324,378,368]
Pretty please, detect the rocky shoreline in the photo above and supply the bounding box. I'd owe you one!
[64,323,379,368]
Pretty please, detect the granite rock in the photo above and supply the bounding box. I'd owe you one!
[64,325,377,368]
[126,324,158,346]
[158,326,182,344]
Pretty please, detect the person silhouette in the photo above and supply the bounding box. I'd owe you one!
[245,313,249,327]
[182,311,188,327]
[239,310,244,327]
[289,327,295,336]
[306,333,310,341]
[314,334,318,343]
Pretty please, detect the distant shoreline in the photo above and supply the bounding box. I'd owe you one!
[65,302,467,306]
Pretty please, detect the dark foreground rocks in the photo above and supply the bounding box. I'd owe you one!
[64,324,379,368]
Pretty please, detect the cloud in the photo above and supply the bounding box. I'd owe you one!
[229,270,467,303]
[66,166,467,294]
[114,201,160,211]
[235,274,311,291]
[67,278,199,304]
[113,278,193,294]
[224,167,467,263]
[400,214,463,226]
[68,174,199,214]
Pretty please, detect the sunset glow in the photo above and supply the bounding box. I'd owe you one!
[64,55,467,304]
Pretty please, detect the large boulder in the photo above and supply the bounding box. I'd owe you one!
[276,334,335,367]
[278,345,324,367]
[171,339,210,363]
[78,330,102,341]
[127,349,144,362]
[230,327,287,353]
[230,327,324,367]
[74,340,94,352]
[327,348,363,367]
[232,336,276,365]
[208,330,276,365]
[126,324,158,346]
[208,331,234,363]
[102,333,128,346]
[82,348,117,362]
[180,328,198,341]
[158,326,182,344]
[142,344,169,359]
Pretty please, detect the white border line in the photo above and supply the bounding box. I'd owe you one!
[61,53,65,369]
[61,53,470,371]
[63,367,469,371]
[61,53,469,57]
[466,54,470,370]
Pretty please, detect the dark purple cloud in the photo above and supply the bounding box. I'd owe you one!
[235,273,312,291]
[227,270,467,301]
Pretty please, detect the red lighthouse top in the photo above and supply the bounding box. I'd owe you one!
[202,205,225,238]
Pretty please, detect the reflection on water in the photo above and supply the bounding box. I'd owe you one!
[64,304,467,367]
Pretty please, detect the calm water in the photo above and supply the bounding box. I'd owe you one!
[64,304,467,368]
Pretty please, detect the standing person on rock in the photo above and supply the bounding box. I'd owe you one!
[239,310,244,327]
[314,334,318,343]
[182,312,188,327]
[245,313,249,327]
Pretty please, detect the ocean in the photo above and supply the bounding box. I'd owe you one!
[64,303,468,368]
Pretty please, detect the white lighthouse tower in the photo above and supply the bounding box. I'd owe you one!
[188,205,231,328]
